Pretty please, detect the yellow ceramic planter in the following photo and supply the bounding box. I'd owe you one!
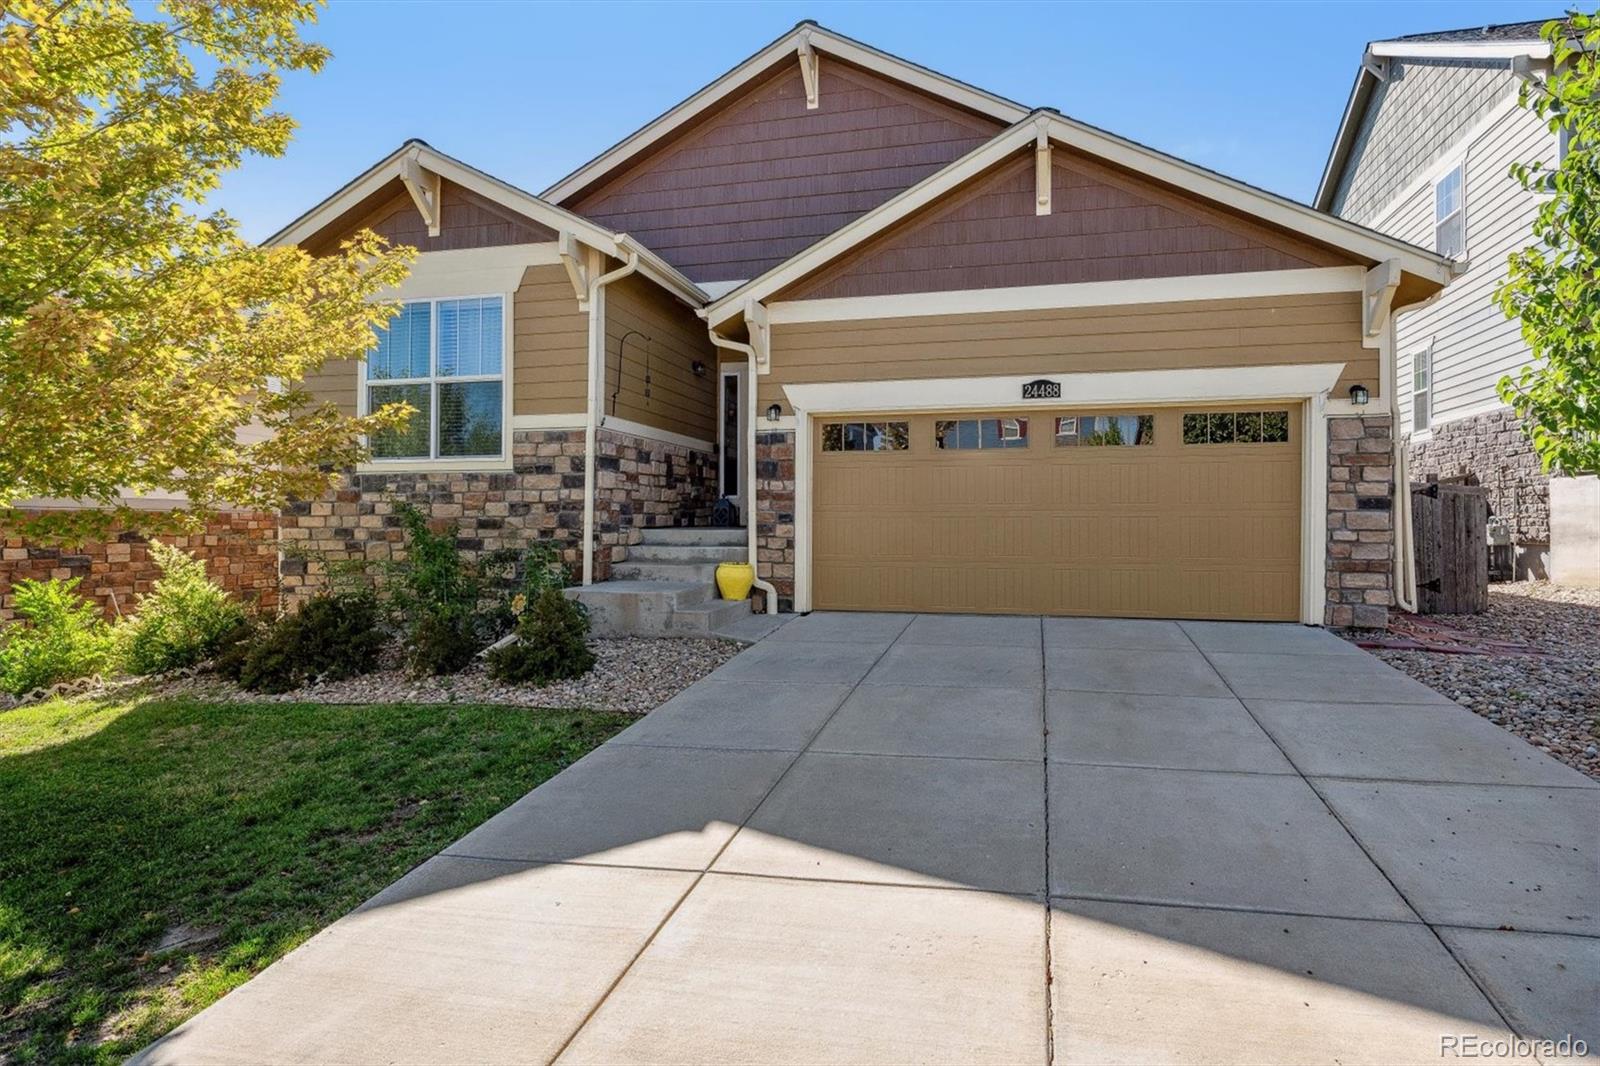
[715,562,755,601]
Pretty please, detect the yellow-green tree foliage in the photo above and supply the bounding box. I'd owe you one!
[0,1,415,539]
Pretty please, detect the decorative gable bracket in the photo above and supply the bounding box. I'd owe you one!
[1034,118,1052,216]
[398,152,443,237]
[559,230,602,312]
[745,298,771,373]
[797,30,820,109]
[1362,258,1401,346]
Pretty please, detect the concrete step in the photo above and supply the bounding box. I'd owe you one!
[566,580,717,637]
[711,610,792,644]
[611,560,722,583]
[666,597,754,635]
[626,543,748,565]
[636,526,746,547]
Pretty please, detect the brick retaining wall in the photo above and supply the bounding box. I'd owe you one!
[0,511,279,622]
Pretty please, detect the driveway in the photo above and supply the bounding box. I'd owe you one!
[139,615,1598,1064]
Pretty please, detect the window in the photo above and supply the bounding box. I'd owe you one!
[365,296,506,461]
[934,418,1029,450]
[821,421,909,452]
[1434,166,1465,258]
[1412,347,1431,432]
[1055,414,1154,447]
[1182,410,1290,445]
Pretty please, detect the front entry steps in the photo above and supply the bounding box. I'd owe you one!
[568,527,784,642]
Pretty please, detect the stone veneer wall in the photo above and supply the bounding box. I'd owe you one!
[1406,407,1548,547]
[278,427,716,604]
[1326,414,1396,628]
[754,430,797,612]
[0,511,279,622]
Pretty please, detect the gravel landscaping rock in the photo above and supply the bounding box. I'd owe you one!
[1341,582,1600,781]
[160,637,742,715]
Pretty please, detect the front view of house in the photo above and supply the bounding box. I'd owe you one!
[275,22,1458,629]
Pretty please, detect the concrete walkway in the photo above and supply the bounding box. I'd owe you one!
[138,615,1598,1065]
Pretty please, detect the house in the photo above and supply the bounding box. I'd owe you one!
[1316,17,1584,580]
[262,23,1460,627]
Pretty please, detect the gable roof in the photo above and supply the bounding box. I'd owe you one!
[539,21,1031,207]
[265,140,708,307]
[705,110,1457,327]
[1314,16,1566,211]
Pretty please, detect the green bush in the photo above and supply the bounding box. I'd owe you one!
[116,542,246,675]
[0,578,114,696]
[222,591,386,694]
[486,586,595,686]
[384,505,505,676]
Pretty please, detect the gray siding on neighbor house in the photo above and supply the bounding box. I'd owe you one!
[1331,58,1514,226]
[1385,102,1552,432]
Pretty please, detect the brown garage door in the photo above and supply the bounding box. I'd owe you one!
[812,404,1302,620]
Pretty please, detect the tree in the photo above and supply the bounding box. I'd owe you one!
[1497,11,1600,475]
[0,1,414,540]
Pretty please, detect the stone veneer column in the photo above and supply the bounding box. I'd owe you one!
[1325,414,1396,628]
[754,430,797,612]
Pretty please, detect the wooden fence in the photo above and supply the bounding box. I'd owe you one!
[1410,481,1489,614]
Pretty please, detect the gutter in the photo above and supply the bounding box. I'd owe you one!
[704,328,780,616]
[581,250,640,585]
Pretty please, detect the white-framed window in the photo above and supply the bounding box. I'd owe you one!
[1434,165,1465,258]
[1411,346,1432,433]
[362,295,508,462]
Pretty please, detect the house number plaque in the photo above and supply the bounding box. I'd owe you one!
[1021,379,1061,400]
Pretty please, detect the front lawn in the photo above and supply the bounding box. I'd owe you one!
[0,695,631,1063]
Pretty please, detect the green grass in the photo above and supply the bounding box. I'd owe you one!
[0,694,631,1063]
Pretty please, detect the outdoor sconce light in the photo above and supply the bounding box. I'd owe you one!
[690,360,707,376]
[1349,384,1370,406]
[766,403,783,422]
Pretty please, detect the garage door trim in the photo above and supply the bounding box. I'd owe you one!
[785,363,1342,623]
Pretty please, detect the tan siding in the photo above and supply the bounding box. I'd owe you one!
[786,150,1352,301]
[304,178,557,257]
[762,292,1374,408]
[603,274,717,441]
[514,264,588,417]
[300,356,360,417]
[566,59,1003,283]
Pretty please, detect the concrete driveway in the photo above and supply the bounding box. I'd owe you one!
[139,615,1598,1065]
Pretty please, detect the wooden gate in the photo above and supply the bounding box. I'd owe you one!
[1411,481,1489,614]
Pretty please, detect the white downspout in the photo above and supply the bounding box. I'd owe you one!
[1392,391,1419,613]
[582,249,639,585]
[705,330,779,616]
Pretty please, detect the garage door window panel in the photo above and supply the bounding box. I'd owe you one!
[821,421,909,452]
[1182,410,1290,445]
[934,418,1029,450]
[1055,414,1155,447]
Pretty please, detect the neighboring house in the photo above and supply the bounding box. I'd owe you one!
[3,21,1461,628]
[1316,18,1573,578]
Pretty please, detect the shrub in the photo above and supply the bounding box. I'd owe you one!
[223,591,385,694]
[0,578,114,696]
[116,542,246,675]
[384,505,503,676]
[486,586,595,686]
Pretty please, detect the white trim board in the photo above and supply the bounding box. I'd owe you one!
[598,415,715,454]
[707,112,1455,327]
[1367,40,1551,61]
[780,364,1347,416]
[383,244,561,303]
[510,414,586,431]
[540,21,1028,205]
[766,267,1366,324]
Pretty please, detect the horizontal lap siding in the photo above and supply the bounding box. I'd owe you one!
[567,60,1002,283]
[786,150,1347,300]
[1386,105,1550,429]
[514,265,587,417]
[603,274,717,441]
[762,292,1373,407]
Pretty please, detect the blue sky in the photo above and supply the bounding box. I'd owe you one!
[217,0,1559,242]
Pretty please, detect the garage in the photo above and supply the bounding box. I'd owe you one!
[811,404,1303,620]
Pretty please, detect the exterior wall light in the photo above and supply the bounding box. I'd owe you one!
[766,403,783,422]
[690,360,707,376]
[1348,384,1370,406]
